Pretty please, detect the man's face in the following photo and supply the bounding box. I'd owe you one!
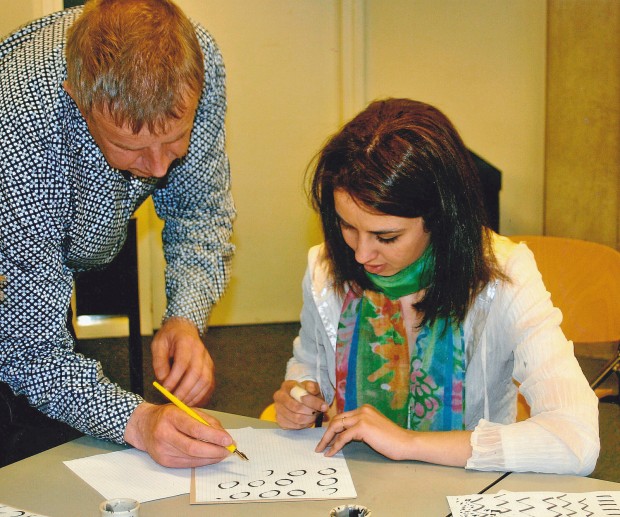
[69,86,200,179]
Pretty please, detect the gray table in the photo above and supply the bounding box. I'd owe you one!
[490,472,620,493]
[0,411,615,516]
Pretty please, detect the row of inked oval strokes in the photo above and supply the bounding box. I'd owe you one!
[216,468,341,499]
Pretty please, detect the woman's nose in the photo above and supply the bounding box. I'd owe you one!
[354,236,378,264]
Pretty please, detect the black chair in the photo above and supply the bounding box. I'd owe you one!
[470,150,502,233]
[73,219,143,395]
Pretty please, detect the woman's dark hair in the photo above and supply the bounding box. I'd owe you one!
[309,98,501,325]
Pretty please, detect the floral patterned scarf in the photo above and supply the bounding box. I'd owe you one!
[335,247,466,431]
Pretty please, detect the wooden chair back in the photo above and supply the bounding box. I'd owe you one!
[509,235,620,344]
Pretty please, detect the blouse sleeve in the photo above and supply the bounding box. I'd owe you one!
[466,243,600,475]
[286,266,321,383]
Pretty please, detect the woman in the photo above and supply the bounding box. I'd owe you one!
[273,98,599,475]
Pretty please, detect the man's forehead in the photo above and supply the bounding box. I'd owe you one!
[90,90,200,136]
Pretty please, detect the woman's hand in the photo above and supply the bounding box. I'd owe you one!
[316,404,473,467]
[315,404,414,460]
[273,380,328,429]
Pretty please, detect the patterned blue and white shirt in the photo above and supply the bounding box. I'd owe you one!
[0,8,235,443]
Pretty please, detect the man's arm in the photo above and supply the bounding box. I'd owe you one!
[0,226,143,444]
[150,27,235,405]
[0,191,228,460]
[0,20,145,441]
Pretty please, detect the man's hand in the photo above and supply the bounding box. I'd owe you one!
[124,402,233,468]
[151,317,214,407]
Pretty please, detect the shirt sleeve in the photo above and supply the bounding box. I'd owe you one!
[466,243,600,475]
[152,27,235,332]
[0,153,142,444]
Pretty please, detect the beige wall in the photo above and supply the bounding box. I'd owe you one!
[172,0,336,325]
[0,0,62,37]
[364,0,547,237]
[0,3,37,36]
[2,0,550,329]
[545,0,620,249]
[184,0,548,326]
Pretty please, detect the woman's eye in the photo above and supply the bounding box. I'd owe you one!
[377,235,398,244]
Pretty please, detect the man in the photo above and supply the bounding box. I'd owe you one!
[0,0,236,467]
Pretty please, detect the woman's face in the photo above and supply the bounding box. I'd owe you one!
[334,189,431,277]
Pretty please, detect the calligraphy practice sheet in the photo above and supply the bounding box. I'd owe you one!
[191,427,357,504]
[64,448,191,502]
[447,490,620,516]
[0,503,48,517]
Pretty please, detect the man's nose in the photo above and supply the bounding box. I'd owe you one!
[143,147,174,178]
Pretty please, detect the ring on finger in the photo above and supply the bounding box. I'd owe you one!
[341,416,347,431]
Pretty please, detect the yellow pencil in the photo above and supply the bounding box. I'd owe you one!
[152,381,249,461]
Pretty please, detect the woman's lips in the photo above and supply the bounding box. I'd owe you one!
[364,264,385,274]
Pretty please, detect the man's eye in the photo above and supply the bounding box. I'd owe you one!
[115,145,140,152]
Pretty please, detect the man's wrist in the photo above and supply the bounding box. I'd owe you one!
[124,401,154,450]
[161,316,200,333]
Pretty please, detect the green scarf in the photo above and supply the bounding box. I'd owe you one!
[365,244,434,298]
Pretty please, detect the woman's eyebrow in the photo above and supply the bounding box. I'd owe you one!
[335,212,350,227]
[336,213,402,235]
[370,228,402,235]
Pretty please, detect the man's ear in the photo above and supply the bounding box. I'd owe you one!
[62,80,75,99]
[63,81,88,119]
[63,81,82,111]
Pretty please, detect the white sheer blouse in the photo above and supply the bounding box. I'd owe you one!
[286,234,600,475]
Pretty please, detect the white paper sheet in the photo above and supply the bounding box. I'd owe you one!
[447,490,620,516]
[64,448,191,502]
[0,503,48,516]
[192,427,357,504]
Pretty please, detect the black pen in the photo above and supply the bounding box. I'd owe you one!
[290,384,325,428]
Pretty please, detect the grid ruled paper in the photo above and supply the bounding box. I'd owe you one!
[191,427,356,504]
